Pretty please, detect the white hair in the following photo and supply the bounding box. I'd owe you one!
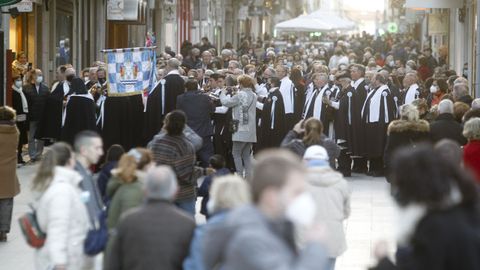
[145,166,178,201]
[472,98,480,110]
[400,104,420,122]
[438,99,454,114]
[463,117,480,140]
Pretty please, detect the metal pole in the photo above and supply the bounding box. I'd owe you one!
[476,0,480,98]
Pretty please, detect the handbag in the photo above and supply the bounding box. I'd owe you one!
[84,210,108,256]
[18,204,46,248]
[229,119,240,133]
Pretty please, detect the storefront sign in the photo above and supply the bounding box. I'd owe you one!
[9,0,33,12]
[107,0,139,21]
[428,13,448,35]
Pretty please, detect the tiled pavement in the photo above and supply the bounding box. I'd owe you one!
[0,165,396,270]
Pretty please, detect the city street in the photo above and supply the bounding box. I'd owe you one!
[0,164,396,270]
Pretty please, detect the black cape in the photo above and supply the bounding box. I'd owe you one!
[351,80,368,156]
[102,94,145,150]
[36,82,65,141]
[334,86,355,151]
[258,89,287,151]
[61,95,97,145]
[144,73,185,143]
[360,86,395,158]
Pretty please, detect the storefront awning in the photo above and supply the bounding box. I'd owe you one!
[406,0,463,9]
[275,9,356,32]
[0,0,21,7]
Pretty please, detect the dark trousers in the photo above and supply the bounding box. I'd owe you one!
[369,157,384,173]
[337,149,352,175]
[198,136,214,168]
[285,113,296,130]
[0,198,13,233]
[352,157,368,173]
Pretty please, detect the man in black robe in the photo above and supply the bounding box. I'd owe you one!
[349,64,369,174]
[330,72,355,176]
[61,78,97,145]
[144,58,186,144]
[36,66,69,143]
[360,73,395,177]
[258,77,287,151]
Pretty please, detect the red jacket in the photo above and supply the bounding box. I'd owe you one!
[464,140,480,183]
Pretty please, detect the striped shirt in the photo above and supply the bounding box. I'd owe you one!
[151,134,196,201]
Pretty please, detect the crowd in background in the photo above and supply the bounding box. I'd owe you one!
[0,31,480,270]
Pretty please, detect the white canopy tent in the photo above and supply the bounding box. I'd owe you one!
[275,10,356,32]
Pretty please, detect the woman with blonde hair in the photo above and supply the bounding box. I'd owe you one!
[281,117,340,168]
[106,148,154,229]
[183,175,251,270]
[384,104,431,182]
[463,118,480,183]
[33,142,92,270]
[220,74,257,178]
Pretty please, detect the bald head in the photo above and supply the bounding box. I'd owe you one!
[145,166,178,201]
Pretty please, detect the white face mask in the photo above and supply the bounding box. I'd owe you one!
[285,192,316,227]
[36,76,43,84]
[430,85,438,94]
[389,61,395,67]
[329,74,335,82]
[14,80,22,88]
[249,72,256,78]
[84,76,89,82]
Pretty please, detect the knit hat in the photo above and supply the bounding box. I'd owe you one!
[303,145,329,167]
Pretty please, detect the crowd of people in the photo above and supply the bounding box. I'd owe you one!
[0,31,480,269]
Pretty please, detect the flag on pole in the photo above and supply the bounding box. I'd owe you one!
[101,47,156,96]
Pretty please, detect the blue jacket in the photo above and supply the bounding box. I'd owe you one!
[183,212,228,270]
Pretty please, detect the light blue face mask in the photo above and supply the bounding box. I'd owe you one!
[36,76,43,84]
[306,159,329,168]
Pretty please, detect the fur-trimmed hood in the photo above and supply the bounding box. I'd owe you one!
[388,119,430,135]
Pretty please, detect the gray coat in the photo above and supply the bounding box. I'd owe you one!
[220,88,257,143]
[203,205,327,270]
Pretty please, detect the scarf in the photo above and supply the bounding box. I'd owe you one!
[12,85,29,113]
[404,83,419,105]
[362,85,390,123]
[279,77,294,114]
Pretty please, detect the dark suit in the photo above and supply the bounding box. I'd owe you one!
[144,72,186,144]
[177,90,215,167]
[105,200,195,270]
[23,83,49,122]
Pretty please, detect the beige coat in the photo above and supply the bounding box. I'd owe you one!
[306,166,351,258]
[0,124,20,199]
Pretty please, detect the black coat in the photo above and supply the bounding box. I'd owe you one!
[370,206,480,270]
[36,82,64,141]
[105,200,195,270]
[351,80,368,156]
[430,113,467,146]
[258,88,287,150]
[61,95,97,145]
[144,73,185,143]
[176,90,215,137]
[23,83,49,122]
[12,88,28,145]
[384,120,431,181]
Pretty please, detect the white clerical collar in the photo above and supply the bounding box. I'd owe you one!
[281,76,291,82]
[71,93,94,101]
[269,87,279,93]
[166,69,180,76]
[351,78,364,89]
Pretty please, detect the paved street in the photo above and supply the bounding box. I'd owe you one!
[0,165,396,270]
